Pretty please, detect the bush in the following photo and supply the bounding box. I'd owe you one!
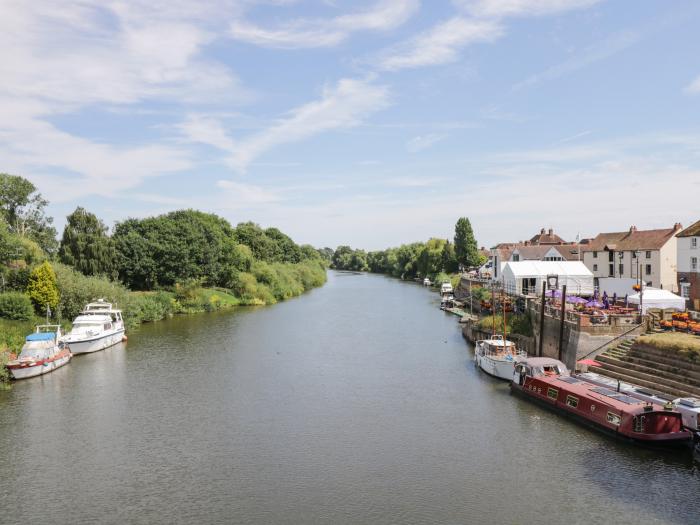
[27,261,59,312]
[510,314,533,337]
[0,292,34,320]
[477,314,509,334]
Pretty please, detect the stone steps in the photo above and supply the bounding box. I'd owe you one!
[594,358,700,398]
[596,355,700,391]
[628,346,700,374]
[593,366,697,399]
[617,354,700,383]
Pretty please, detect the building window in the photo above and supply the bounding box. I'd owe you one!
[609,264,614,277]
[692,257,698,271]
[619,263,624,276]
[593,264,598,272]
[681,283,690,299]
[692,238,698,249]
[632,251,637,259]
[645,251,651,259]
[645,264,652,275]
[547,388,558,400]
[512,254,519,262]
[566,395,579,408]
[593,251,598,258]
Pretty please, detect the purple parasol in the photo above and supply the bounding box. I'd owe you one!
[586,300,603,308]
[545,290,562,298]
[567,296,587,304]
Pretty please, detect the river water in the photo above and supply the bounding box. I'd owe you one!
[1,271,698,524]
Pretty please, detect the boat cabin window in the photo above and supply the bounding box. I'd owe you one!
[566,395,579,408]
[547,388,558,400]
[543,366,559,377]
[607,412,621,425]
[104,323,112,330]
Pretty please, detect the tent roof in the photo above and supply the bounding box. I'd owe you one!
[502,261,593,278]
[628,288,685,312]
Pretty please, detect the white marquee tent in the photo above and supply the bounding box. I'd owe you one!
[501,261,594,297]
[501,261,594,296]
[627,288,686,314]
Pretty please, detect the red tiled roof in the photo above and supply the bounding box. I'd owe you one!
[529,228,566,245]
[582,226,681,251]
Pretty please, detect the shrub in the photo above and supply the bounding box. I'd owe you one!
[0,292,34,320]
[27,261,59,312]
[510,314,533,337]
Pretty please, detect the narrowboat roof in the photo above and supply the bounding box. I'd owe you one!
[541,374,669,413]
[522,357,564,367]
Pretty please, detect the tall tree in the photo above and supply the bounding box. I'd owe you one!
[59,207,116,278]
[441,240,459,273]
[454,217,479,269]
[0,173,58,254]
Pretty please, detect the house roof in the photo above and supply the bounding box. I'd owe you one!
[529,228,566,245]
[677,220,700,238]
[582,225,682,252]
[511,244,580,261]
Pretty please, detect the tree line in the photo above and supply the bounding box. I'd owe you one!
[0,172,327,327]
[330,217,485,280]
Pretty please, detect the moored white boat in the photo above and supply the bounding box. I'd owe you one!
[6,325,72,380]
[475,335,526,380]
[62,299,125,355]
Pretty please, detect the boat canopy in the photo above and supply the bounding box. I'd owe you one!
[26,332,56,342]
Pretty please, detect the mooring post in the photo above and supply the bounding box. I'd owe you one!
[538,281,546,357]
[558,284,567,361]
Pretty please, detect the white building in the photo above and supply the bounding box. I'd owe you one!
[582,224,682,295]
[501,261,594,297]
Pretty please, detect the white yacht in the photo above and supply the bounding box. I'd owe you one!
[474,335,526,380]
[62,299,125,354]
[440,282,453,295]
[6,325,71,379]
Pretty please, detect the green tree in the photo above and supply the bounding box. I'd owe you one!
[0,173,58,254]
[441,240,459,273]
[27,261,59,312]
[454,217,479,269]
[59,207,116,278]
[416,238,446,277]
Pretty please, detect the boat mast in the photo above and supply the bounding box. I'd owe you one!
[491,280,496,337]
[502,280,508,352]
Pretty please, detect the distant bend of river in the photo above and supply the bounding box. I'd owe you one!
[1,270,698,525]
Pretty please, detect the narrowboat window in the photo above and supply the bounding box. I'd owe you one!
[547,388,558,400]
[566,395,578,408]
[607,412,621,425]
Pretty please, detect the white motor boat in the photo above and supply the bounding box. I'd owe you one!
[440,282,453,295]
[474,335,526,380]
[62,299,125,355]
[423,277,431,286]
[6,325,72,379]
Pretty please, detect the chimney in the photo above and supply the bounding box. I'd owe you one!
[540,228,545,235]
[629,225,637,233]
[548,228,553,236]
[673,222,683,231]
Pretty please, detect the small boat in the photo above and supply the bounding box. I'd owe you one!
[512,357,693,447]
[474,335,526,380]
[440,282,453,295]
[61,299,125,355]
[578,372,700,432]
[440,294,455,310]
[423,277,431,286]
[6,325,72,380]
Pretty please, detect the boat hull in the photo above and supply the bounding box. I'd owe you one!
[8,353,72,380]
[476,353,517,380]
[63,329,125,355]
[511,383,692,448]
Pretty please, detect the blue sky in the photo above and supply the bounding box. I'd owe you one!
[1,0,699,250]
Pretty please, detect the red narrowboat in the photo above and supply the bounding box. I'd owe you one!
[511,358,693,447]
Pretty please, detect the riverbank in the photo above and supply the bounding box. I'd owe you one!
[0,264,327,384]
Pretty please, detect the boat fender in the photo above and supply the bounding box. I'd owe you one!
[122,335,128,342]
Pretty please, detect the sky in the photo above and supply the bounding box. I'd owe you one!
[1,0,699,250]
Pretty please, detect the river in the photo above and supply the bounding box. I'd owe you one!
[1,271,698,524]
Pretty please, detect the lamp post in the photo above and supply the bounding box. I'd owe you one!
[634,250,643,316]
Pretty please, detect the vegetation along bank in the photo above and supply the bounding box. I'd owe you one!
[0,173,327,382]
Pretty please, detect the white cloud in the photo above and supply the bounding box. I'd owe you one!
[376,17,502,71]
[183,77,391,172]
[455,0,602,19]
[512,30,639,90]
[216,180,281,205]
[685,75,700,94]
[406,133,446,152]
[229,0,420,49]
[0,1,250,198]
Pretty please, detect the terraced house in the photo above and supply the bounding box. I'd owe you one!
[677,220,700,310]
[582,224,683,295]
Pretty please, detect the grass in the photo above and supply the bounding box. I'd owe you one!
[637,332,700,361]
